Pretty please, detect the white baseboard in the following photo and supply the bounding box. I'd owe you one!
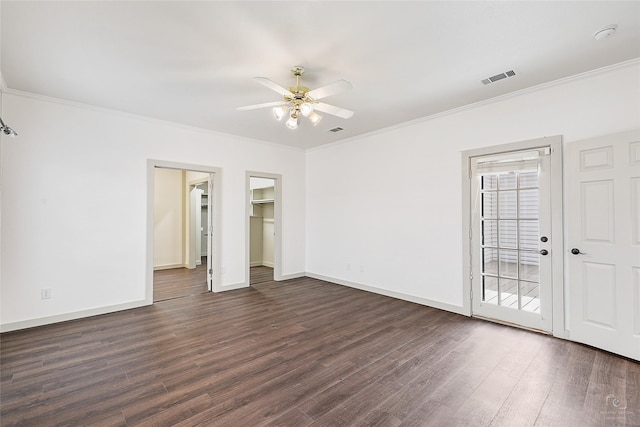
[305,273,468,317]
[1,274,465,333]
[553,329,570,340]
[153,263,185,271]
[249,261,274,268]
[0,299,150,333]
[218,281,249,292]
[277,272,306,281]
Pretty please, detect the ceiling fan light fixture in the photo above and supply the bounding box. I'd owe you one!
[300,102,314,117]
[273,105,288,121]
[286,114,299,129]
[238,66,354,132]
[308,112,323,126]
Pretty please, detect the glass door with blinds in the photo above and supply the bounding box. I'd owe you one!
[470,148,553,332]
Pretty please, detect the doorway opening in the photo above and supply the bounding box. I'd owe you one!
[462,136,564,335]
[247,173,282,285]
[146,160,221,304]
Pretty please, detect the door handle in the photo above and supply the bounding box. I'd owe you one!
[539,249,549,256]
[571,248,587,255]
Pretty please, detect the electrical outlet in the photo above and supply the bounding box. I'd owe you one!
[41,288,52,299]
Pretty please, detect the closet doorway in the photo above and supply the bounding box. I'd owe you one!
[146,160,221,304]
[247,173,281,285]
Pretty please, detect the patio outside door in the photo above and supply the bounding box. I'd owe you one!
[470,146,553,332]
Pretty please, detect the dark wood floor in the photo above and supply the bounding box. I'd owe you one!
[251,265,274,285]
[1,274,638,426]
[153,258,209,302]
[154,262,274,302]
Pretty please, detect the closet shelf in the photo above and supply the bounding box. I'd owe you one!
[251,199,274,205]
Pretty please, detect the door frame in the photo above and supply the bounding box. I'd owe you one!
[246,171,282,284]
[188,176,214,291]
[146,160,223,303]
[461,136,567,338]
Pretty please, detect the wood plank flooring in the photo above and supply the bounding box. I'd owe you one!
[153,258,209,302]
[251,266,274,285]
[154,262,273,302]
[2,275,639,426]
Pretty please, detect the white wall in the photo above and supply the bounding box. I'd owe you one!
[249,216,263,266]
[0,88,4,305]
[0,92,306,331]
[2,61,638,332]
[305,61,640,313]
[153,168,183,268]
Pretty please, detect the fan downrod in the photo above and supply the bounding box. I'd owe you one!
[289,66,308,96]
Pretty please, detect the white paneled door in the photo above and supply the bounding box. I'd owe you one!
[470,146,554,332]
[568,131,640,361]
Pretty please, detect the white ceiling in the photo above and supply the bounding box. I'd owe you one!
[2,1,639,149]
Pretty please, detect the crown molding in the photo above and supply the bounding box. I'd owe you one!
[308,58,640,153]
[2,87,306,152]
[3,57,638,153]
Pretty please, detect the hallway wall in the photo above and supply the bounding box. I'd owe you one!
[0,92,306,331]
[305,61,640,314]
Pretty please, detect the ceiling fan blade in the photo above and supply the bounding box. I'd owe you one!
[253,77,294,97]
[314,102,354,119]
[237,101,288,111]
[306,79,352,100]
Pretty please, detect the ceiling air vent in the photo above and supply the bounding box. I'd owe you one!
[328,127,344,133]
[481,70,516,85]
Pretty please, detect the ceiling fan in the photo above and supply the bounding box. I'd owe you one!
[237,66,354,129]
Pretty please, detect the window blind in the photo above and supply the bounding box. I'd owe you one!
[472,149,542,175]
